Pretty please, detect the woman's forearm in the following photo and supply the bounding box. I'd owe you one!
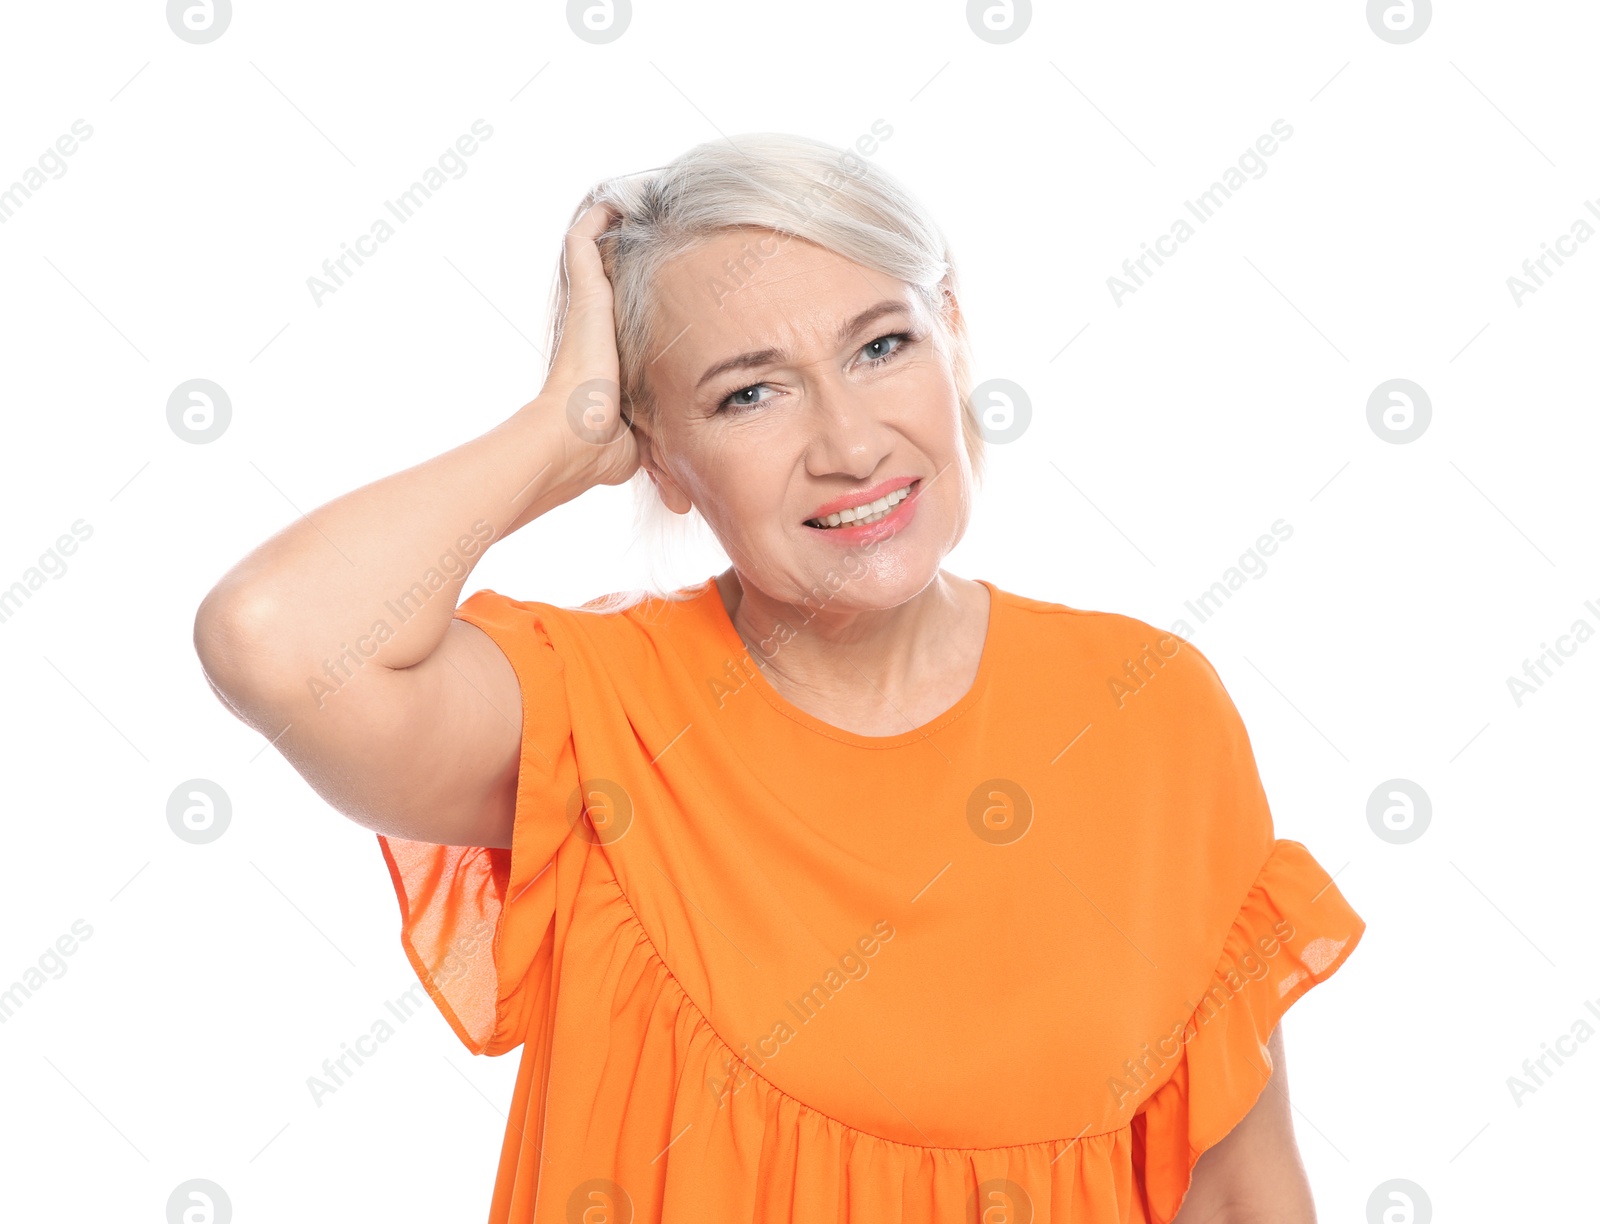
[189,202,632,847]
[1172,1025,1317,1223]
[193,399,590,708]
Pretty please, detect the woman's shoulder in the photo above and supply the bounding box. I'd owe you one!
[455,580,719,680]
[991,581,1187,655]
[989,581,1235,718]
[459,579,709,627]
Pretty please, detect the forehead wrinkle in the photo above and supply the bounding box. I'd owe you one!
[663,235,912,322]
[704,282,918,351]
[652,243,925,393]
[719,255,913,320]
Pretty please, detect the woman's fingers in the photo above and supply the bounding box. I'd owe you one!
[561,200,619,308]
[535,196,637,487]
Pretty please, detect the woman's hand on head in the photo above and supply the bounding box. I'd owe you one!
[524,199,642,490]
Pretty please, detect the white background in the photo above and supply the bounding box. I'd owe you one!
[1,1,1595,1220]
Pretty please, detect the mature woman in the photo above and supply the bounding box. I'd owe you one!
[194,133,1364,1223]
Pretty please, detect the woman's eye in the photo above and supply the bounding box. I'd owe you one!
[719,383,775,413]
[861,332,911,364]
[716,332,913,414]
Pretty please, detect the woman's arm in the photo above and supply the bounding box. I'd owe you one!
[1171,1025,1319,1224]
[192,200,632,850]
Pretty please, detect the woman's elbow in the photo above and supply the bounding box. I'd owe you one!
[193,584,293,714]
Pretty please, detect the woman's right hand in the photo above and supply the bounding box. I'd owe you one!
[529,199,642,490]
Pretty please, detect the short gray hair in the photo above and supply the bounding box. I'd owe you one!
[546,132,984,607]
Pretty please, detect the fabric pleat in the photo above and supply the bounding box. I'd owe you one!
[381,830,1362,1222]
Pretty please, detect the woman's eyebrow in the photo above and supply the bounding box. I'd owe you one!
[692,299,911,392]
[695,346,784,392]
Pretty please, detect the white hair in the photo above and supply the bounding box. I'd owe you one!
[544,132,984,612]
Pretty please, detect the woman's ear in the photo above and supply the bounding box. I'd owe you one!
[636,424,695,516]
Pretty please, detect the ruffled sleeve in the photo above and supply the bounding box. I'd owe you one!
[1105,630,1366,1221]
[1133,837,1365,1223]
[375,589,582,1057]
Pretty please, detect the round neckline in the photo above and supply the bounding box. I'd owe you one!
[695,575,1000,749]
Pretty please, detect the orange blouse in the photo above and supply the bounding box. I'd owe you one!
[377,576,1364,1223]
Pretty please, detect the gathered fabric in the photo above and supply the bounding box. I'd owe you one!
[378,577,1364,1222]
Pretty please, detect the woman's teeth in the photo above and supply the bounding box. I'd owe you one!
[806,481,915,529]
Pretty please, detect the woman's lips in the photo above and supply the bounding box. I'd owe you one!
[804,476,920,523]
[804,478,921,541]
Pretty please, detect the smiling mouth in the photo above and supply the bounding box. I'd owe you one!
[804,479,920,529]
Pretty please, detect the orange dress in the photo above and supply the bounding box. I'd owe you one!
[377,576,1364,1223]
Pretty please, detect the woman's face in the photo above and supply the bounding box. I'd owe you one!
[641,227,973,610]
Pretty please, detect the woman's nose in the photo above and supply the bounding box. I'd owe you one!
[803,379,891,477]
